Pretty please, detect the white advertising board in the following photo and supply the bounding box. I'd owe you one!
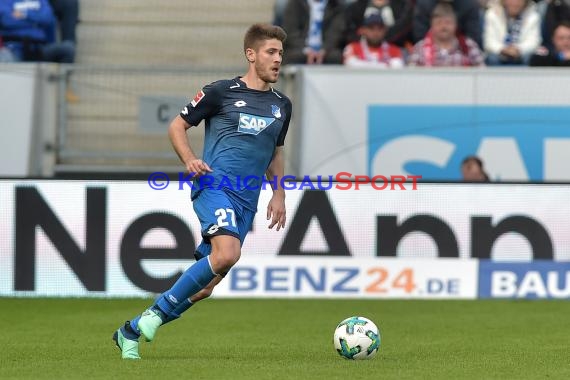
[214,256,477,299]
[0,64,38,176]
[0,180,568,297]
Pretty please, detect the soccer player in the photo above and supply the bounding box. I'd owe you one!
[113,23,292,359]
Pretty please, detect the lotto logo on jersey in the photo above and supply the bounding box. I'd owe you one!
[238,113,275,135]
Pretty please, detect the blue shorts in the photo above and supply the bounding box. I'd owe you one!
[192,189,255,260]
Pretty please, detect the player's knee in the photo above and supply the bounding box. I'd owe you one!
[210,237,241,273]
[213,248,240,273]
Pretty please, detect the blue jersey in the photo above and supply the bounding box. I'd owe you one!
[0,0,55,42]
[180,77,292,211]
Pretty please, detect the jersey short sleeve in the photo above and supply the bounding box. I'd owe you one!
[276,98,292,146]
[180,81,224,127]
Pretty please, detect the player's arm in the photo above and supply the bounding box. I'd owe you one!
[265,146,286,231]
[170,84,222,176]
[168,115,212,176]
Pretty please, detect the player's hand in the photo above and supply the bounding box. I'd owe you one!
[185,159,213,178]
[267,193,286,231]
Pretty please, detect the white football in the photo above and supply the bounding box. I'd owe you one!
[333,316,381,360]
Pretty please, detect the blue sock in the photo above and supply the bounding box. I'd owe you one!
[120,319,140,341]
[164,298,194,324]
[130,298,193,333]
[130,316,142,336]
[155,257,215,318]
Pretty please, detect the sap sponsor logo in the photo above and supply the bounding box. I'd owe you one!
[479,261,570,299]
[368,106,570,181]
[238,113,275,135]
[228,265,463,297]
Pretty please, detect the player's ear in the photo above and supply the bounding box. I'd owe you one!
[245,47,255,63]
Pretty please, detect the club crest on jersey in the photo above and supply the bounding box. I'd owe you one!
[190,90,205,107]
[271,105,281,118]
[238,113,275,135]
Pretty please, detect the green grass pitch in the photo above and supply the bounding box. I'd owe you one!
[0,298,568,379]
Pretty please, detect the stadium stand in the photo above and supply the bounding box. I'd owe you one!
[56,0,276,175]
[76,0,273,66]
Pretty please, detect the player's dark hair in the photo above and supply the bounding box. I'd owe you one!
[243,23,287,53]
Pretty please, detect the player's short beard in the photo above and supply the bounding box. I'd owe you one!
[255,63,277,83]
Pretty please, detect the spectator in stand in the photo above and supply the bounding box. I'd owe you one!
[0,36,15,61]
[0,0,73,63]
[530,21,570,65]
[282,0,347,64]
[484,0,541,65]
[541,0,570,50]
[408,2,485,66]
[461,155,490,181]
[345,0,414,47]
[478,0,490,28]
[275,0,361,27]
[48,0,79,102]
[273,0,289,27]
[47,0,78,61]
[414,0,482,48]
[343,8,405,67]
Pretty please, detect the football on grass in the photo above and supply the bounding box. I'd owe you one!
[333,316,381,360]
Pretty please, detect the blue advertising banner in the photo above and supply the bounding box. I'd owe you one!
[478,260,570,299]
[368,106,570,181]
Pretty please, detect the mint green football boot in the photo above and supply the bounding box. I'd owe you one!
[112,323,141,359]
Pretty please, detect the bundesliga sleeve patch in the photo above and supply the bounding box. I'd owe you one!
[190,90,205,107]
